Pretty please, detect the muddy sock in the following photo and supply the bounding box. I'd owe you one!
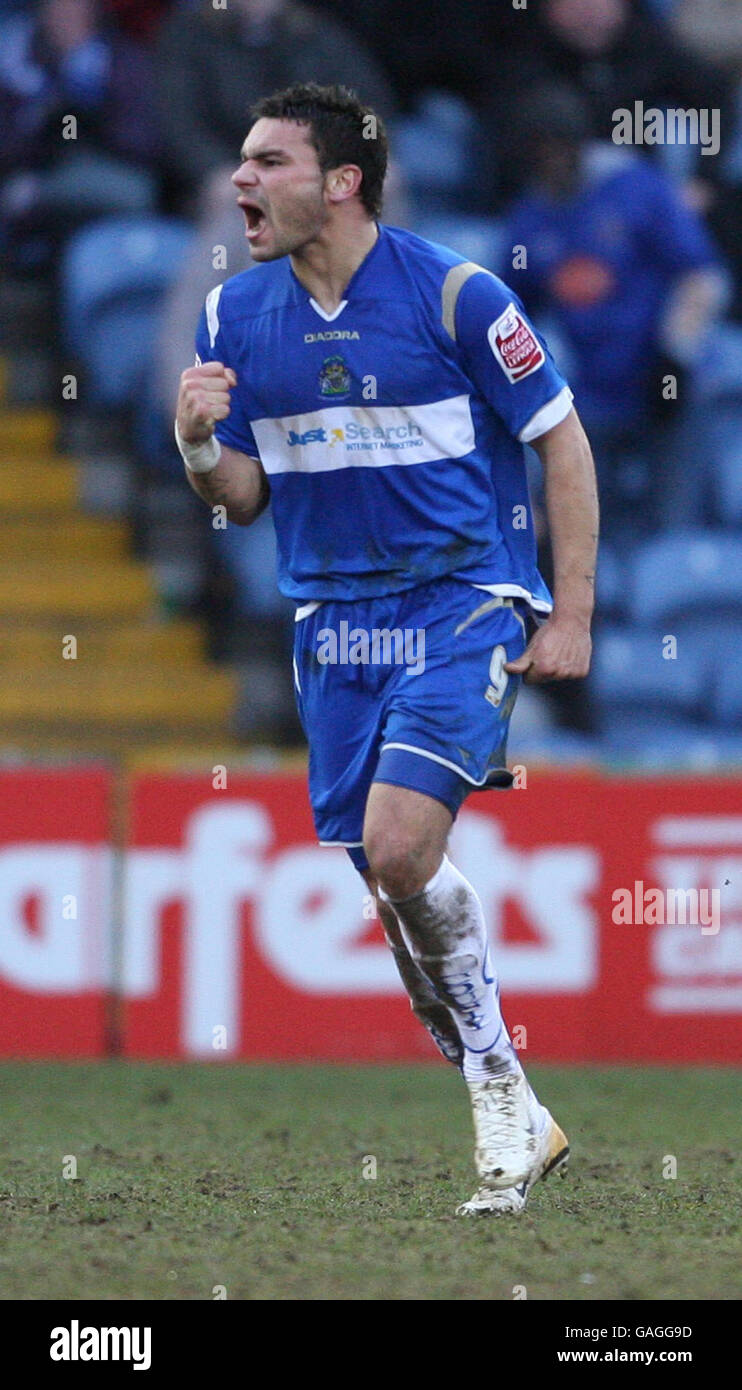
[381,855,520,1083]
[389,944,464,1068]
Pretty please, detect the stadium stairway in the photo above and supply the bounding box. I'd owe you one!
[0,377,241,761]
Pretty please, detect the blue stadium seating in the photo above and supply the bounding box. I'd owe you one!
[705,401,742,524]
[506,730,601,765]
[628,531,742,624]
[669,616,742,686]
[391,90,485,214]
[591,626,705,714]
[413,213,504,271]
[695,321,742,401]
[595,542,627,618]
[603,716,742,769]
[713,656,742,725]
[641,0,680,14]
[62,217,194,408]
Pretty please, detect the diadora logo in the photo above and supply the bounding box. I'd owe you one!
[304,330,360,343]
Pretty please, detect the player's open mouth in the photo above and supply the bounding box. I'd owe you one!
[240,200,268,241]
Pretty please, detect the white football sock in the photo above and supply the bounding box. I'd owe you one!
[389,944,464,1068]
[383,855,527,1085]
[374,889,463,1066]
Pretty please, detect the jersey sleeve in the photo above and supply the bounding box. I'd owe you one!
[454,271,573,443]
[194,286,260,459]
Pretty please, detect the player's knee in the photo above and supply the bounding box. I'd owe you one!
[363,831,434,902]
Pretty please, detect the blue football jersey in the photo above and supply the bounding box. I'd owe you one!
[194,224,573,613]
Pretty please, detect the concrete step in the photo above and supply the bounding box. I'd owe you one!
[0,666,236,725]
[0,561,154,619]
[0,729,248,761]
[0,407,58,455]
[0,460,78,512]
[0,515,130,560]
[0,619,204,666]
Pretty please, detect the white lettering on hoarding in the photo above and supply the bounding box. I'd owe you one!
[0,846,109,992]
[0,802,600,1054]
[648,816,739,1013]
[450,812,598,990]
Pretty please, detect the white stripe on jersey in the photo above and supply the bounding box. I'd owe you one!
[251,396,476,475]
[205,284,223,349]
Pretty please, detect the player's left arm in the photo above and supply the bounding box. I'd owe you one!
[505,407,598,682]
[451,272,598,681]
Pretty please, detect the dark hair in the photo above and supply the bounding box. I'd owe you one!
[248,83,388,218]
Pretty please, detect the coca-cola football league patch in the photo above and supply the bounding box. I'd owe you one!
[487,303,545,383]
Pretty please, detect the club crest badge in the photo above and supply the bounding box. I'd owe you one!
[318,354,351,398]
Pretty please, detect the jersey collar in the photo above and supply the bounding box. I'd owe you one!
[290,221,384,318]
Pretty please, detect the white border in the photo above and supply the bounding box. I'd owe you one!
[205,283,223,349]
[309,298,348,322]
[319,838,364,848]
[518,386,574,443]
[380,741,491,787]
[471,581,552,614]
[295,600,322,623]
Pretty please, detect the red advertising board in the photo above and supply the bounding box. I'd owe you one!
[0,768,111,1056]
[121,771,742,1063]
[0,768,739,1061]
[122,772,428,1061]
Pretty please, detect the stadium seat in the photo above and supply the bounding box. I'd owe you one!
[507,683,556,740]
[705,401,742,524]
[603,715,742,770]
[0,458,77,513]
[670,615,742,681]
[61,217,194,408]
[0,560,153,621]
[695,321,742,402]
[595,542,627,618]
[713,651,742,725]
[591,625,705,715]
[413,214,504,271]
[628,531,742,624]
[507,729,601,765]
[391,90,485,214]
[641,0,680,14]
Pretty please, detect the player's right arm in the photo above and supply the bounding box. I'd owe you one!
[176,361,270,526]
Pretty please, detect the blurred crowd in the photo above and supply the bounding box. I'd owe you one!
[3,0,742,755]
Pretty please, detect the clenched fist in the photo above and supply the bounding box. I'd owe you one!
[176,361,237,444]
[505,613,592,682]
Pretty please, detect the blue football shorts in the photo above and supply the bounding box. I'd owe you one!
[292,575,529,873]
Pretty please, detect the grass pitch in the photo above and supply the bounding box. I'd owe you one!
[0,1062,739,1301]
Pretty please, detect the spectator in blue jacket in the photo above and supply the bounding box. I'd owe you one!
[502,84,727,538]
